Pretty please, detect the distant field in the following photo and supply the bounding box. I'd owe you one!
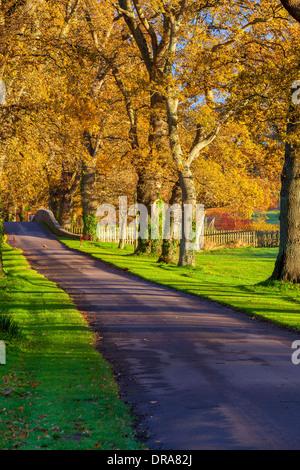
[265,210,280,225]
[253,210,280,225]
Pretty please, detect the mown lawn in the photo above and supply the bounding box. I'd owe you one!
[60,239,300,331]
[0,243,143,450]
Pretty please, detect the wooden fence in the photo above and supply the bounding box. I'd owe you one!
[96,225,137,244]
[204,229,280,248]
[71,225,280,249]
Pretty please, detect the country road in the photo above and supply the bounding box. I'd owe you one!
[4,221,300,450]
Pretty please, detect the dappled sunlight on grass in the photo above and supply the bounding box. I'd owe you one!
[60,238,300,331]
[0,243,144,450]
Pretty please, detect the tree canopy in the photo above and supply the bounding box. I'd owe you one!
[0,0,298,269]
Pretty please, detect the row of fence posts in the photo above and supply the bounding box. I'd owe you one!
[73,226,280,249]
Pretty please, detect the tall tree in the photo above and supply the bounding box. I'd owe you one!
[116,0,174,254]
[117,0,285,265]
[270,0,300,282]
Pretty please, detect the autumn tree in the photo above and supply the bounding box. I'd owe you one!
[0,0,41,74]
[0,0,294,264]
[115,0,287,265]
[0,0,41,179]
[0,1,100,227]
[53,0,135,238]
[266,0,300,282]
[114,0,178,254]
[193,120,282,218]
[0,0,141,233]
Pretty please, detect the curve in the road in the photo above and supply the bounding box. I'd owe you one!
[4,221,300,450]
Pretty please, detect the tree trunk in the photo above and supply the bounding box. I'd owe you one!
[48,187,59,221]
[81,160,98,239]
[17,204,26,222]
[178,167,198,267]
[57,168,80,230]
[280,1,300,23]
[135,171,163,254]
[118,196,127,249]
[118,237,125,250]
[134,90,168,255]
[149,91,169,160]
[158,179,181,264]
[271,83,300,282]
[166,92,199,267]
[81,131,102,239]
[59,193,73,229]
[112,18,169,256]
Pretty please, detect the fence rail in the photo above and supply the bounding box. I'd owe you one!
[71,225,280,249]
[204,229,280,248]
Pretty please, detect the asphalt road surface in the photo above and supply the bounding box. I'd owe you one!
[4,221,300,450]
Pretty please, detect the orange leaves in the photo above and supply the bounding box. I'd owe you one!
[30,381,40,388]
[0,0,293,229]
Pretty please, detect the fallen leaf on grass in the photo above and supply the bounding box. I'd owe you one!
[31,382,40,388]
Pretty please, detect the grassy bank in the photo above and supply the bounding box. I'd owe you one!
[60,239,300,331]
[0,243,143,450]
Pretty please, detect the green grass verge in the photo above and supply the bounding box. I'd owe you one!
[59,238,300,331]
[0,243,143,450]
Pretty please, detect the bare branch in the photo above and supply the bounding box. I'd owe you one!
[211,5,284,53]
[187,107,236,165]
[132,0,158,53]
[280,0,300,23]
[117,0,153,73]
